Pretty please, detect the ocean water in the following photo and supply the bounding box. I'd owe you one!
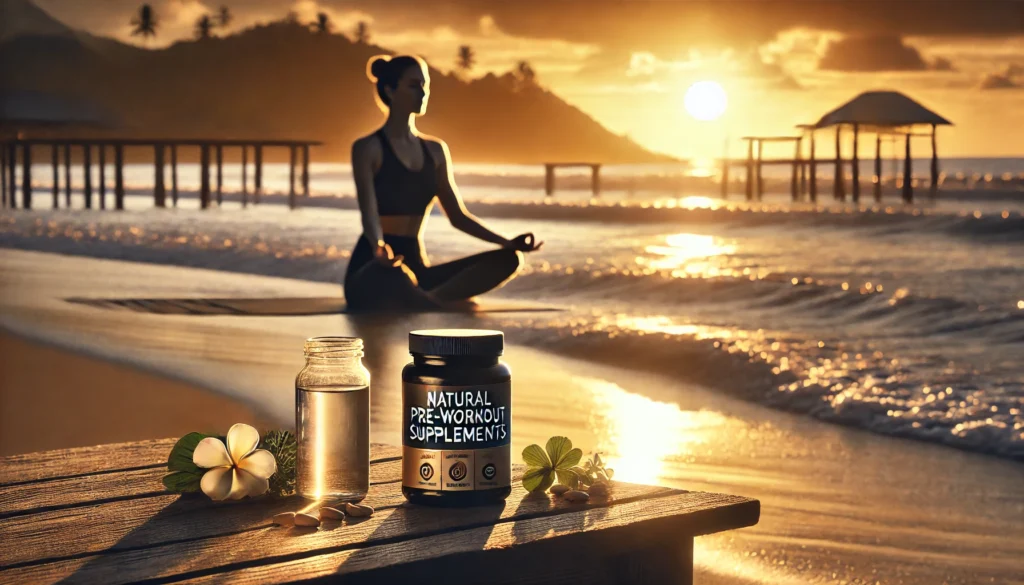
[2,162,1023,462]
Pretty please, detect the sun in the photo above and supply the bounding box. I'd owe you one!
[683,81,727,121]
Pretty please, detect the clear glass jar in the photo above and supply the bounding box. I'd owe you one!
[295,337,370,502]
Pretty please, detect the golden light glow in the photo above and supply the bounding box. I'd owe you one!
[687,157,717,178]
[683,81,727,121]
[643,232,736,274]
[577,376,730,485]
[314,391,326,499]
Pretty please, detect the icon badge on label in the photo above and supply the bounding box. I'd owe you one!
[481,463,497,480]
[448,460,468,482]
[419,462,434,481]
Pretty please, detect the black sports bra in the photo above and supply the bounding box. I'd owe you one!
[373,130,438,216]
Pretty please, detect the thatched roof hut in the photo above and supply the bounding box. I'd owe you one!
[814,91,951,130]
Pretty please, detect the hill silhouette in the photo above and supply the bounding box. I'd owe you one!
[1,1,672,164]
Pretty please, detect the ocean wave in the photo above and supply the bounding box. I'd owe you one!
[497,320,1024,461]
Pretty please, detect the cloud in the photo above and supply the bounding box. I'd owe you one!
[818,35,929,71]
[931,56,956,71]
[979,64,1023,89]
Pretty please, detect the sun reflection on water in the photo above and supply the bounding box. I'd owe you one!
[575,375,730,485]
[643,232,736,275]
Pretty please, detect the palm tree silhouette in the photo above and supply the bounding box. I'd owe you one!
[194,15,214,39]
[314,12,332,34]
[515,60,536,85]
[130,4,158,43]
[354,21,370,44]
[457,45,476,76]
[217,5,232,28]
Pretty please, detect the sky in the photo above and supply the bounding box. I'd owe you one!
[33,0,1024,159]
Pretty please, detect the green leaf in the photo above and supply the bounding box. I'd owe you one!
[167,432,214,473]
[545,436,574,469]
[522,444,550,468]
[605,468,614,480]
[162,470,203,493]
[554,468,578,488]
[557,448,583,470]
[522,467,555,493]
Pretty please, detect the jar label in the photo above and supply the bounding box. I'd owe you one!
[403,381,511,491]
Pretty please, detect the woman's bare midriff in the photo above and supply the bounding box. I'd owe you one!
[379,215,424,237]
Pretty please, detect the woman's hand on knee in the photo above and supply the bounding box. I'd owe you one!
[504,232,543,252]
[373,240,405,267]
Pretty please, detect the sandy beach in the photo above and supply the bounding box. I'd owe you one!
[0,331,274,456]
[1,248,1021,584]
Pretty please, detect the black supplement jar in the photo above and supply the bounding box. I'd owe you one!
[402,329,511,507]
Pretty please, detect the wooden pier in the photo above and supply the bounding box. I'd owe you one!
[0,138,321,211]
[544,162,602,197]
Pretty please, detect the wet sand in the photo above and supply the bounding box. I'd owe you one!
[1,248,1021,585]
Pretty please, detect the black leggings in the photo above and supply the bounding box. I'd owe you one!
[344,235,522,309]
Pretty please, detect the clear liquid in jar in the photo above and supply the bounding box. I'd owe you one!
[296,384,370,501]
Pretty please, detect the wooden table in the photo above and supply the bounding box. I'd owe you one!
[0,440,759,584]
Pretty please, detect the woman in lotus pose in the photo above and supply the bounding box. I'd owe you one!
[344,54,541,311]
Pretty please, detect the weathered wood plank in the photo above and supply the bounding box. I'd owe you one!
[0,439,175,486]
[176,493,753,585]
[0,478,672,582]
[0,445,400,518]
[0,458,405,568]
[0,456,508,568]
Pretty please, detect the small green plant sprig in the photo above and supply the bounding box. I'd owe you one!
[521,436,615,492]
[564,452,614,490]
[162,429,297,497]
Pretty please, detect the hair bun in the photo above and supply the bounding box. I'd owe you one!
[369,56,390,80]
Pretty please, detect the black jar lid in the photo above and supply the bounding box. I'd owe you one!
[409,329,504,357]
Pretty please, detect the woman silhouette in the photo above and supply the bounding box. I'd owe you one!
[344,55,541,311]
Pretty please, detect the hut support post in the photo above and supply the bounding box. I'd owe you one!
[302,144,310,198]
[114,144,125,210]
[82,144,92,209]
[874,134,882,202]
[154,144,166,208]
[288,145,297,209]
[170,145,178,207]
[64,143,72,207]
[755,140,764,200]
[200,144,211,209]
[791,138,801,201]
[851,123,860,203]
[544,164,554,196]
[720,158,729,199]
[51,145,59,209]
[216,145,223,206]
[1,143,7,209]
[902,133,913,203]
[833,126,845,201]
[744,139,754,201]
[254,145,263,204]
[21,143,32,210]
[6,143,14,209]
[930,123,939,199]
[241,145,248,208]
[809,131,817,203]
[98,145,106,210]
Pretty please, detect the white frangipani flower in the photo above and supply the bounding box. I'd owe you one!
[192,423,277,501]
